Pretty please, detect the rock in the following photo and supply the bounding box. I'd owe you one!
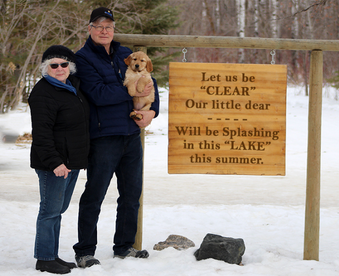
[194,233,245,264]
[1,132,19,143]
[153,235,195,251]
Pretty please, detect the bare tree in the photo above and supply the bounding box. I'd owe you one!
[270,0,279,38]
[0,0,87,112]
[166,0,339,90]
[237,0,246,63]
[215,0,220,33]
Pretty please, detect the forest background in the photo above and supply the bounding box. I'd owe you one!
[0,0,338,113]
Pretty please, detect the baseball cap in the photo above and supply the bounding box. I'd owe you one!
[89,7,114,23]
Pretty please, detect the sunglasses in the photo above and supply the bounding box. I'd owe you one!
[49,62,69,69]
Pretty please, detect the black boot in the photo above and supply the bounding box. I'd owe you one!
[36,260,70,274]
[55,258,77,269]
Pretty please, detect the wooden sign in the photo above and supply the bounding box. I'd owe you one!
[168,62,287,175]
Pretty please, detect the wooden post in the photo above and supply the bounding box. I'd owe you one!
[303,50,323,261]
[133,46,147,250]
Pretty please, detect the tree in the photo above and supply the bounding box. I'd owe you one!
[0,0,90,112]
[167,0,339,95]
[0,0,180,112]
[85,0,181,86]
[237,0,246,63]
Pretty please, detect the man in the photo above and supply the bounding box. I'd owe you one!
[73,7,159,268]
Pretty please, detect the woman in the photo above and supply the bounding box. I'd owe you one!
[29,45,89,274]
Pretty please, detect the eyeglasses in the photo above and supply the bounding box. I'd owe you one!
[90,24,114,33]
[49,62,69,69]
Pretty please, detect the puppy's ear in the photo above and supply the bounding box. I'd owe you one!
[146,58,153,72]
[124,55,132,66]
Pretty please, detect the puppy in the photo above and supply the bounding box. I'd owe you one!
[123,51,155,121]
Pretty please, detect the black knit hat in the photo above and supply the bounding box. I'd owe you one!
[90,7,114,23]
[42,45,76,63]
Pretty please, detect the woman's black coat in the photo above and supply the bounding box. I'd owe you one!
[29,75,90,171]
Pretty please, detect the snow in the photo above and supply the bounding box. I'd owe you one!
[1,86,339,275]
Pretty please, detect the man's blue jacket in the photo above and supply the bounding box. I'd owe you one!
[75,36,160,139]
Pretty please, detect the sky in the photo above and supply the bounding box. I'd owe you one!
[1,85,339,275]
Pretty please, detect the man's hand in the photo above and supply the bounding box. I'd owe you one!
[133,110,156,128]
[53,164,71,179]
[134,76,153,97]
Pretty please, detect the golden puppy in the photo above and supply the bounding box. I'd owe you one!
[123,51,155,121]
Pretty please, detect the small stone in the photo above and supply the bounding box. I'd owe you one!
[153,235,195,251]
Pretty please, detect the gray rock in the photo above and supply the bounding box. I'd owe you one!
[153,235,195,251]
[194,233,245,264]
[1,133,19,143]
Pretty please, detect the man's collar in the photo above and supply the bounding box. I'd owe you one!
[109,44,114,55]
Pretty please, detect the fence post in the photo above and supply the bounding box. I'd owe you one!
[303,49,323,261]
[132,46,147,250]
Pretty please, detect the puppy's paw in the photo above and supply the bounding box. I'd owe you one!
[130,111,137,118]
[134,114,143,120]
[130,111,143,121]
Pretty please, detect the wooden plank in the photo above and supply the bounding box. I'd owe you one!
[168,62,287,175]
[115,34,339,51]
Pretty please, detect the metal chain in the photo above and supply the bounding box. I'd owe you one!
[182,48,187,62]
[270,50,276,65]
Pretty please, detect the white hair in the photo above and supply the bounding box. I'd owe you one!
[40,58,77,77]
[90,16,115,27]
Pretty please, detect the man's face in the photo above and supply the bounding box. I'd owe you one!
[88,18,114,49]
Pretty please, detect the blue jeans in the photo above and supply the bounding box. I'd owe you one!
[73,134,143,256]
[34,169,79,260]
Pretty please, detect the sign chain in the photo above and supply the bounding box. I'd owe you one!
[182,48,187,62]
[270,50,276,65]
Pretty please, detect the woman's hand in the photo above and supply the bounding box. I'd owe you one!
[53,164,71,179]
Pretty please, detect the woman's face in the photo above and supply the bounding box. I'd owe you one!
[47,58,70,83]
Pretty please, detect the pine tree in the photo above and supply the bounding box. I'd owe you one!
[86,0,181,86]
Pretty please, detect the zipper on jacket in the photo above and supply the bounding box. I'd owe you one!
[110,53,123,83]
[64,137,70,165]
[96,108,101,131]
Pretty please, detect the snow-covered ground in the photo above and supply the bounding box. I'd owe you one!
[1,86,339,275]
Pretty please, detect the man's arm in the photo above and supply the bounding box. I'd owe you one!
[133,76,160,127]
[75,54,132,106]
